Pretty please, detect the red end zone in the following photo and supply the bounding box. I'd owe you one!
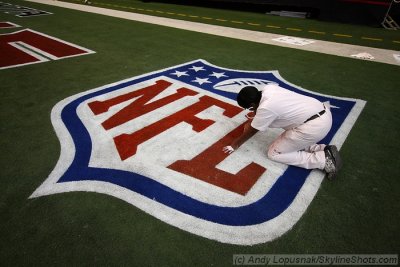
[0,28,95,69]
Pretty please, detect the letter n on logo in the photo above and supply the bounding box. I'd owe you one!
[87,79,266,195]
[0,29,95,69]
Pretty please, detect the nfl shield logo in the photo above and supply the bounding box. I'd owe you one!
[31,59,366,245]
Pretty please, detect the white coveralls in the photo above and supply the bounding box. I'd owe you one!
[251,84,332,170]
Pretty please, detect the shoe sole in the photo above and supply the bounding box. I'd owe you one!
[326,145,342,179]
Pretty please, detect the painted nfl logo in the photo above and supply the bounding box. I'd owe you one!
[30,59,366,245]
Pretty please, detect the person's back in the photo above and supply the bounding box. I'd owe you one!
[254,84,325,130]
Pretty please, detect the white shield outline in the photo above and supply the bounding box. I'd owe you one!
[30,59,366,245]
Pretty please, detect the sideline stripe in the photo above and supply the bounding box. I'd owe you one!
[333,33,353,38]
[286,27,302,31]
[308,30,326,34]
[266,25,281,29]
[361,37,383,41]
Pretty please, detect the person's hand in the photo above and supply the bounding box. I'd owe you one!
[222,146,235,154]
[245,112,255,120]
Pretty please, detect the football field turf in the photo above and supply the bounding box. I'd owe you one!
[1,0,399,265]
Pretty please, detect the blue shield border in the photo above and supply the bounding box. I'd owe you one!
[30,59,366,245]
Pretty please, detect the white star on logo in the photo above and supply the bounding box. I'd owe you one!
[209,72,228,79]
[192,77,212,85]
[170,70,189,77]
[189,66,206,72]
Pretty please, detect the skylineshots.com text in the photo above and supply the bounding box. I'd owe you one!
[233,254,398,265]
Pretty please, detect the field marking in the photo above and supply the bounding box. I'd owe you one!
[333,33,353,38]
[29,58,367,245]
[26,0,400,66]
[308,30,326,35]
[361,37,383,41]
[266,25,281,29]
[68,0,398,47]
[286,27,302,31]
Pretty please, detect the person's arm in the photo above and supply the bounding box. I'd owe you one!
[223,121,259,154]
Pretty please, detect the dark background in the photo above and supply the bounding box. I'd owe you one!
[144,0,400,27]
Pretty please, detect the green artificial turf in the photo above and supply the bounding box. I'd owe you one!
[61,0,400,50]
[0,0,399,266]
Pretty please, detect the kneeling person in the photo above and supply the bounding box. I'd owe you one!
[223,84,342,179]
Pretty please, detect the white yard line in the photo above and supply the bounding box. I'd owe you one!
[26,0,400,66]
